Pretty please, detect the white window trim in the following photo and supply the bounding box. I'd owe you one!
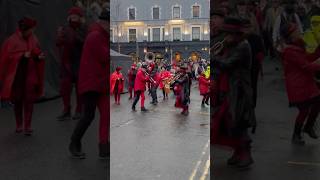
[191,3,201,18]
[191,25,202,41]
[128,6,137,20]
[152,5,161,20]
[128,28,137,42]
[150,26,164,42]
[171,26,182,41]
[172,4,182,19]
[110,28,114,42]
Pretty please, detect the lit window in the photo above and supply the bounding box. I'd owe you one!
[152,28,161,42]
[192,27,200,41]
[129,29,136,42]
[173,6,180,19]
[173,27,181,41]
[129,8,136,20]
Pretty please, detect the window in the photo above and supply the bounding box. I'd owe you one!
[173,6,180,19]
[153,7,160,20]
[110,29,113,42]
[129,8,136,20]
[162,27,165,40]
[148,28,151,42]
[173,27,181,41]
[152,28,161,41]
[192,27,200,41]
[128,29,136,42]
[192,5,200,18]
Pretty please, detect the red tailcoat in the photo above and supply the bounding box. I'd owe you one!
[281,44,320,104]
[110,71,124,94]
[78,23,109,95]
[134,69,148,91]
[0,30,45,101]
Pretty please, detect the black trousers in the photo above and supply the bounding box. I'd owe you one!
[132,90,142,108]
[150,87,157,102]
[71,92,100,144]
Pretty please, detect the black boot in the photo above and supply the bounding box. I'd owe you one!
[292,123,305,145]
[72,112,82,120]
[236,143,254,168]
[69,141,86,159]
[227,149,240,166]
[57,111,71,121]
[99,143,109,159]
[141,107,148,112]
[303,119,318,139]
[132,106,136,112]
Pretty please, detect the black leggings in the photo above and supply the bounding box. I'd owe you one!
[71,92,100,143]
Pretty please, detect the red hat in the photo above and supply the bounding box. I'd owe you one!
[116,66,122,71]
[68,7,84,17]
[18,17,37,31]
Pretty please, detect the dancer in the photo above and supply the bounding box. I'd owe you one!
[198,71,210,107]
[128,64,137,99]
[56,6,87,120]
[69,10,109,159]
[173,64,191,116]
[211,17,255,168]
[159,66,172,100]
[132,64,149,112]
[0,17,45,136]
[110,67,124,105]
[281,23,320,145]
[148,63,160,105]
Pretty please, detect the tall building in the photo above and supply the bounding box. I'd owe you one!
[110,0,210,63]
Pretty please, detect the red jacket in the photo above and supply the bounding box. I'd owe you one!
[159,71,172,89]
[281,45,320,104]
[0,30,45,100]
[134,69,148,91]
[78,23,109,95]
[198,75,210,95]
[110,71,124,94]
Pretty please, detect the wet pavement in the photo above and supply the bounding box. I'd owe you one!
[212,59,320,180]
[111,83,210,180]
[0,98,107,180]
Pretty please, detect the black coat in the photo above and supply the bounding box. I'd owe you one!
[213,40,256,136]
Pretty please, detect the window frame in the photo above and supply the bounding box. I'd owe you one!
[172,5,181,19]
[128,28,137,42]
[152,6,160,20]
[171,26,182,41]
[191,25,202,41]
[128,7,136,20]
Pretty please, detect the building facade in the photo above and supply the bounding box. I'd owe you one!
[110,0,210,63]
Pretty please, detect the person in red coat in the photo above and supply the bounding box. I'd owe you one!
[110,67,124,105]
[173,64,191,115]
[69,10,109,159]
[132,64,149,112]
[280,23,320,145]
[159,66,172,100]
[0,17,45,135]
[56,7,87,121]
[127,64,137,99]
[198,71,210,107]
